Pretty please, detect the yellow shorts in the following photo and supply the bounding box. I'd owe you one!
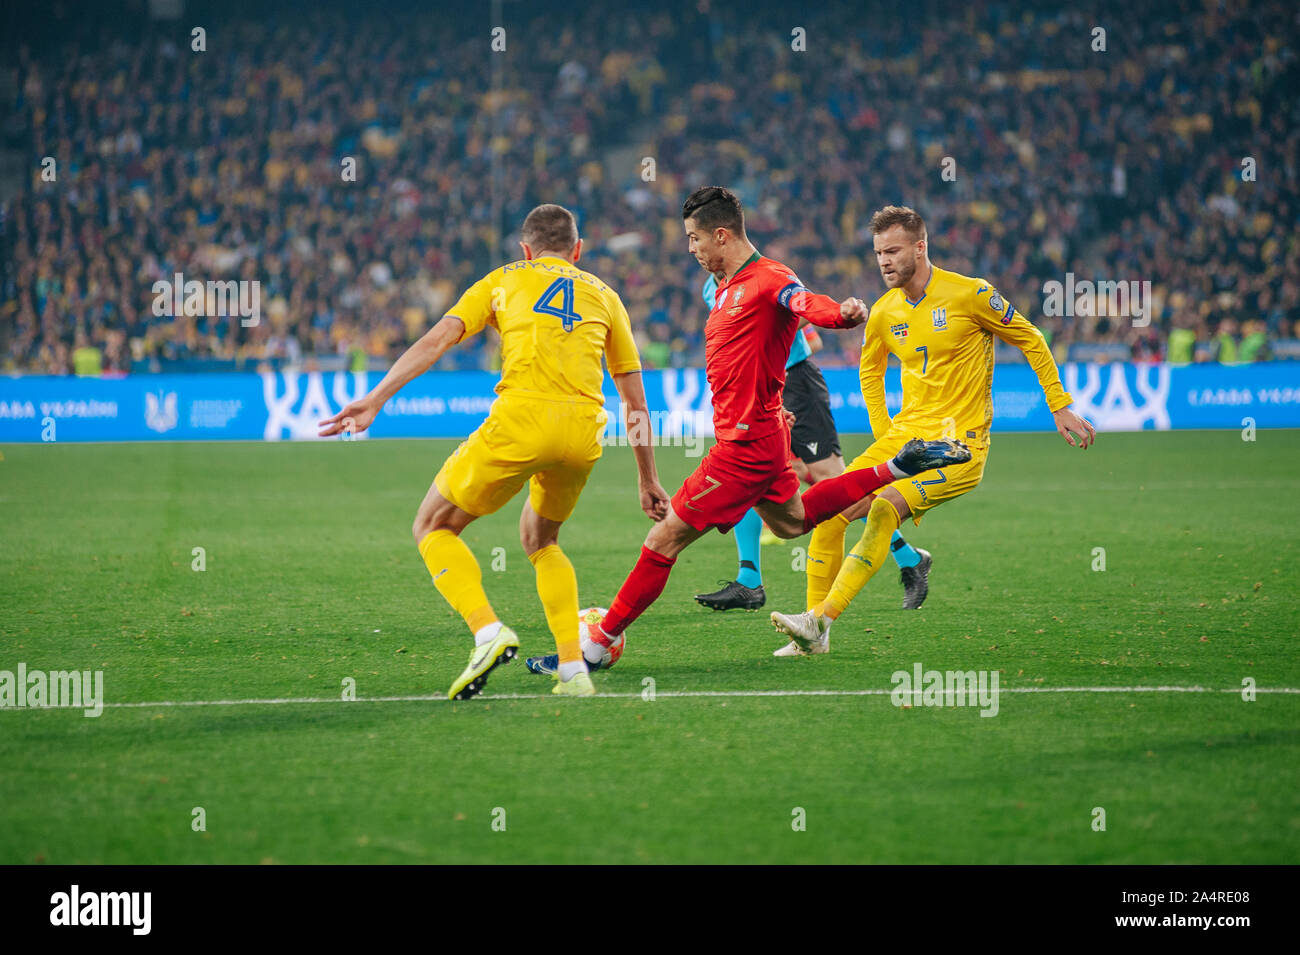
[434,394,605,522]
[845,429,988,524]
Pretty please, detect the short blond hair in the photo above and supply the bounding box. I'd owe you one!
[869,205,927,242]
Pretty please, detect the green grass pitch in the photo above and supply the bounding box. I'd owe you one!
[1,430,1297,863]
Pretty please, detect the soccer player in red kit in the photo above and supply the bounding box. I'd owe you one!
[526,187,970,674]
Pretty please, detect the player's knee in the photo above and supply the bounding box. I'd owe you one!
[868,492,906,526]
[412,512,440,543]
[644,516,689,558]
[518,524,557,555]
[807,455,844,484]
[771,515,803,540]
[413,501,458,542]
[412,515,431,543]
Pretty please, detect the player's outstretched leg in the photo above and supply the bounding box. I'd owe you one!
[418,528,520,700]
[412,485,520,700]
[695,508,765,611]
[766,438,969,540]
[583,510,704,664]
[771,493,905,655]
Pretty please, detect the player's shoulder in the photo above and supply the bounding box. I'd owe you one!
[932,265,982,294]
[571,263,624,311]
[869,285,905,316]
[572,262,615,294]
[938,267,1018,318]
[756,256,801,288]
[473,261,512,286]
[934,267,999,307]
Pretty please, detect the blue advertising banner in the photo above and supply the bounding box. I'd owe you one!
[1,362,1297,443]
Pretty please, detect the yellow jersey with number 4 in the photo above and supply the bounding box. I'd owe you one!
[860,265,1072,449]
[447,255,641,405]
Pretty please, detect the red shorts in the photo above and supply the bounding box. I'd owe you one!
[671,426,801,533]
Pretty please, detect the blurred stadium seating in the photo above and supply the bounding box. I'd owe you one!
[1,0,1296,376]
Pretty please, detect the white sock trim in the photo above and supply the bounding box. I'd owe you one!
[474,621,503,646]
[558,660,588,682]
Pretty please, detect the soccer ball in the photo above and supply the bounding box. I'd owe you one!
[578,606,626,670]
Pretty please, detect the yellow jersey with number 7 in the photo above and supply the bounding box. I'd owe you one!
[860,266,1072,449]
[446,255,641,406]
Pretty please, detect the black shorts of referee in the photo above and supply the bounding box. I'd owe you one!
[783,358,841,464]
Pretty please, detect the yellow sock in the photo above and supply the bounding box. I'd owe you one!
[817,497,900,620]
[806,513,850,610]
[417,530,497,635]
[528,544,581,663]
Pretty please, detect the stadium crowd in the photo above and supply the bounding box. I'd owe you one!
[2,0,1297,376]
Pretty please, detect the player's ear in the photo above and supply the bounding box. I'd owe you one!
[521,241,533,261]
[571,238,582,264]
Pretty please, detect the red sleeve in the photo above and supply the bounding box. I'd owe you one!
[777,281,853,329]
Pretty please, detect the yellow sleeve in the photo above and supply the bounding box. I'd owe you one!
[969,280,1073,413]
[445,269,499,341]
[859,320,892,440]
[604,292,642,374]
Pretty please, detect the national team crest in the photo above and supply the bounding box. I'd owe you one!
[931,307,947,330]
[890,322,910,340]
[145,391,178,433]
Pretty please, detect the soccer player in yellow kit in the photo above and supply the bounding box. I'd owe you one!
[320,204,669,698]
[770,205,1096,654]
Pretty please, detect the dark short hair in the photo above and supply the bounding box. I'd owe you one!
[869,205,927,241]
[682,186,745,235]
[521,204,579,253]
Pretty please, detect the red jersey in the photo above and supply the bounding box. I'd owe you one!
[705,253,850,442]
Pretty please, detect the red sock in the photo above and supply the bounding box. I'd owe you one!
[800,462,896,533]
[599,546,677,639]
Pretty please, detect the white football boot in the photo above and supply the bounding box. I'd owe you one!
[770,610,831,656]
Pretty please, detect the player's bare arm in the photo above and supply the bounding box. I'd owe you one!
[318,315,465,436]
[612,370,671,520]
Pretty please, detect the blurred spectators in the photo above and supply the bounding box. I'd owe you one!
[1,0,1296,375]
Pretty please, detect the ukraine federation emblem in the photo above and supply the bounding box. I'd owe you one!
[932,307,947,330]
[145,391,179,433]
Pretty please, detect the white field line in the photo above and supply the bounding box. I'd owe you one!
[2,685,1297,711]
